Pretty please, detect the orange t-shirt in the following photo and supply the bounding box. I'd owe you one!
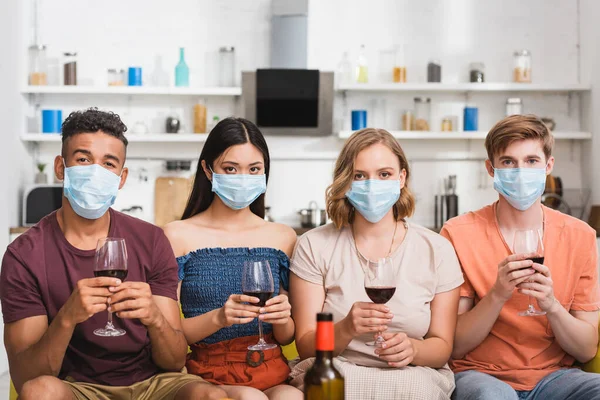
[441,203,600,391]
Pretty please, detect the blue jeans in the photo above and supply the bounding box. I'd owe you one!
[452,369,600,400]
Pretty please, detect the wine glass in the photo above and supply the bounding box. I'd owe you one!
[93,238,128,337]
[513,229,546,317]
[242,260,277,351]
[364,257,396,347]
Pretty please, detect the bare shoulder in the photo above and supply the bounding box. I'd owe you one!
[163,219,199,257]
[264,222,297,257]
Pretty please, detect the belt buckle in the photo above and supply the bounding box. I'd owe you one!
[246,349,265,367]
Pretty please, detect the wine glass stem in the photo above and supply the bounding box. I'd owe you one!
[528,296,535,311]
[258,316,265,343]
[107,310,114,328]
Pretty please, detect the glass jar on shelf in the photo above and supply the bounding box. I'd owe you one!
[63,52,77,86]
[414,97,431,131]
[401,110,415,130]
[219,46,235,87]
[513,50,531,83]
[107,69,126,86]
[441,117,453,131]
[469,62,485,83]
[506,97,523,116]
[29,44,48,85]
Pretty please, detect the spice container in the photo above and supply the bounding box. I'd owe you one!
[513,50,531,83]
[219,46,235,87]
[506,98,523,116]
[393,45,407,83]
[401,110,415,130]
[29,45,48,85]
[194,101,207,133]
[427,60,441,83]
[63,52,77,85]
[441,117,453,132]
[414,97,431,131]
[469,62,485,83]
[107,69,125,86]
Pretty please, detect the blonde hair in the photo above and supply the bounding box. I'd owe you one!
[485,114,554,164]
[326,128,415,229]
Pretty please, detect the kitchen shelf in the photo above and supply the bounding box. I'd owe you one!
[20,133,210,143]
[338,131,592,140]
[21,86,242,96]
[336,83,591,93]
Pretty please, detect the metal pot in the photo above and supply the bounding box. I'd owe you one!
[298,201,327,228]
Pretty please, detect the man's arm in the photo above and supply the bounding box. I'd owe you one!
[109,283,187,371]
[546,306,599,362]
[5,277,116,392]
[452,254,536,359]
[5,314,73,392]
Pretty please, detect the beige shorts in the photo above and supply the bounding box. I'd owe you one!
[64,371,209,400]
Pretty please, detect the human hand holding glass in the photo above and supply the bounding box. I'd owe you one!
[242,260,277,350]
[93,237,128,337]
[364,257,396,347]
[513,229,546,317]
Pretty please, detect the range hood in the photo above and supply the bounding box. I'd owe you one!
[270,0,309,68]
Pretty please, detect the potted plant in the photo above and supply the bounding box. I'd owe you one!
[35,163,48,184]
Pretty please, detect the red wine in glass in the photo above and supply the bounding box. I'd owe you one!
[93,237,128,337]
[242,290,273,307]
[94,269,128,281]
[514,229,546,317]
[365,287,396,304]
[364,257,396,347]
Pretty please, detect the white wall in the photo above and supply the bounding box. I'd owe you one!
[22,0,587,229]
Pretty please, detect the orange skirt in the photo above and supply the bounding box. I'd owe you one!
[186,334,291,391]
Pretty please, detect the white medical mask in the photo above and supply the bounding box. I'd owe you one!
[210,168,267,210]
[63,161,122,220]
[346,179,401,223]
[493,166,547,211]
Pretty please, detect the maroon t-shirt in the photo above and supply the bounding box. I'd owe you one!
[0,208,179,386]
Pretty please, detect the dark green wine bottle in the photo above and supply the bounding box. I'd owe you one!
[304,313,344,400]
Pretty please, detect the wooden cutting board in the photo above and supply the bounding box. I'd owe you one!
[154,177,193,227]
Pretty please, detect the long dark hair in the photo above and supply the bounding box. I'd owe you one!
[181,117,270,219]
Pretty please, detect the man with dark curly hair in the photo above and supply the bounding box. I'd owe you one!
[0,108,228,399]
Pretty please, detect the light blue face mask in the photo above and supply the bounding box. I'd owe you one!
[346,179,401,223]
[63,163,122,220]
[493,167,547,211]
[211,169,267,210]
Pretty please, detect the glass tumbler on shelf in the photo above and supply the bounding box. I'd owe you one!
[414,97,431,131]
[513,50,532,83]
[401,110,415,131]
[29,44,48,86]
[219,46,235,87]
[393,45,407,83]
[108,69,125,86]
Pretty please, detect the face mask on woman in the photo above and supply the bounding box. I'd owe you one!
[210,168,267,210]
[493,166,547,211]
[345,179,401,223]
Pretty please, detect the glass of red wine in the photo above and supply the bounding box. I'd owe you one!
[364,257,396,347]
[93,237,128,337]
[242,260,277,351]
[514,229,546,317]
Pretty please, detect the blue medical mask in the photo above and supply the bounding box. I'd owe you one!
[346,179,401,223]
[211,169,267,210]
[493,167,547,211]
[63,162,122,220]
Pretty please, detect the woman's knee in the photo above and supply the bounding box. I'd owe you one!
[175,381,228,400]
[264,384,303,400]
[222,385,269,400]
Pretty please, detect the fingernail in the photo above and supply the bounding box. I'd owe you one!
[107,306,112,312]
[115,280,121,285]
[388,313,394,318]
[381,343,387,348]
[384,307,390,312]
[259,308,265,313]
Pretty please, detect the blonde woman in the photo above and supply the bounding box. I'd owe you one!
[289,128,464,399]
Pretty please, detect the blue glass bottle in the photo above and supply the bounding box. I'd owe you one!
[175,48,189,87]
